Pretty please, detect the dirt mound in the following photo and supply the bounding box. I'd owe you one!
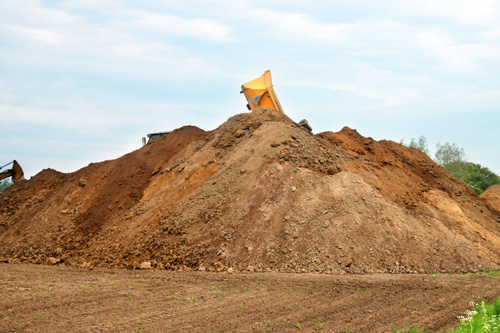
[481,185,500,212]
[1,107,500,274]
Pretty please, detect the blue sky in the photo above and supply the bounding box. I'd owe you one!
[1,0,499,178]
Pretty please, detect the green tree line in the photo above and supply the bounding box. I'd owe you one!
[402,136,500,195]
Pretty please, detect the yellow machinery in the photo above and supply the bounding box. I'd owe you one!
[240,70,284,113]
[0,160,25,183]
[241,70,312,131]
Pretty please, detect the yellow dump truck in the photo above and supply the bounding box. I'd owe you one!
[241,70,312,131]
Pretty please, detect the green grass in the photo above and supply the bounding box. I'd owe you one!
[487,270,500,277]
[393,298,500,333]
[392,325,425,333]
[448,298,500,332]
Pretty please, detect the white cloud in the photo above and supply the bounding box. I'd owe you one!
[124,10,234,42]
[104,42,172,62]
[0,0,79,26]
[0,103,118,134]
[483,29,500,40]
[6,26,65,44]
[249,9,353,43]
[415,29,500,68]
[399,0,500,25]
[288,80,417,108]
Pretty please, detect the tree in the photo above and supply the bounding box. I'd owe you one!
[401,136,429,155]
[0,178,12,193]
[408,136,430,155]
[402,137,500,194]
[433,142,500,195]
[467,163,500,195]
[435,142,465,166]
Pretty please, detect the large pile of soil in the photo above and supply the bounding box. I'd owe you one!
[1,107,500,274]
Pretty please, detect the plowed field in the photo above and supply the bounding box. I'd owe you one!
[2,264,500,332]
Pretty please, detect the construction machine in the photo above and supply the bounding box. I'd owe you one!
[240,70,312,131]
[0,160,25,183]
[142,131,172,146]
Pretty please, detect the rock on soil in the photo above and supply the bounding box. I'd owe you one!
[1,107,500,274]
[139,261,152,270]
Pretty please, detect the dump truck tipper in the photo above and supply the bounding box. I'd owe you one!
[240,70,284,113]
[241,70,312,131]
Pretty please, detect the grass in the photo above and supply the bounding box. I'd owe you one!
[394,298,500,333]
[487,270,500,277]
[448,298,500,332]
[392,325,424,332]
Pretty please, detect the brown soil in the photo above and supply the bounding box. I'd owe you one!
[1,107,500,274]
[481,185,500,212]
[2,263,500,332]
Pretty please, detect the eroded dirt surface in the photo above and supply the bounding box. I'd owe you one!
[1,263,500,332]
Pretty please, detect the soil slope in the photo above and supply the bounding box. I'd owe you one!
[1,107,500,274]
[481,185,500,212]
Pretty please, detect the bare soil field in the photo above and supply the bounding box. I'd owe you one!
[1,263,500,332]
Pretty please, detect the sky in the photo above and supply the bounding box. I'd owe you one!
[1,0,499,178]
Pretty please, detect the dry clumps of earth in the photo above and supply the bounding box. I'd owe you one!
[1,107,500,274]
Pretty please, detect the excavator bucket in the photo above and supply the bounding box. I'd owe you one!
[0,160,25,182]
[241,70,284,113]
[11,160,25,182]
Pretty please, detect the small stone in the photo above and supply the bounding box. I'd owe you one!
[81,261,91,269]
[227,267,234,274]
[139,261,152,270]
[78,178,87,187]
[344,259,353,267]
[327,166,338,175]
[291,186,297,192]
[46,257,59,265]
[215,262,225,272]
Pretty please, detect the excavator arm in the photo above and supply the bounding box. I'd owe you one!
[0,170,13,181]
[0,160,25,183]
